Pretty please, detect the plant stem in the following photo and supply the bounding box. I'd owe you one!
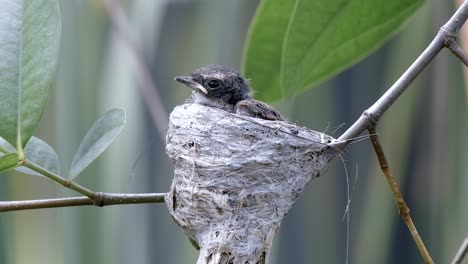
[445,37,468,67]
[337,0,468,145]
[451,236,468,264]
[23,159,96,199]
[0,193,166,212]
[368,127,434,264]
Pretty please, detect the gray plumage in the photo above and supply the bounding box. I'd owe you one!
[175,65,285,121]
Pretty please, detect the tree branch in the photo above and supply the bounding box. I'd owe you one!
[0,192,166,212]
[336,0,468,145]
[452,236,468,264]
[445,37,468,67]
[368,127,434,264]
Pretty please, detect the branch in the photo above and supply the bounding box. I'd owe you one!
[17,159,167,210]
[23,159,96,198]
[336,0,468,145]
[452,236,468,264]
[445,37,468,67]
[0,192,166,212]
[368,127,434,264]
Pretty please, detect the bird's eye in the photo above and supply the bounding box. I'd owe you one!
[207,79,221,88]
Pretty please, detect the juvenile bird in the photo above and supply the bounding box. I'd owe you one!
[174,65,285,121]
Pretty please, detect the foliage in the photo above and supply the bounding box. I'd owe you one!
[243,0,425,102]
[69,109,126,180]
[0,0,61,150]
[0,0,125,180]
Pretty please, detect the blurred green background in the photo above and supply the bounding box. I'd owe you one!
[1,0,467,263]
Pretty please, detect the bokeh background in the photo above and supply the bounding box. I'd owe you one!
[1,0,467,263]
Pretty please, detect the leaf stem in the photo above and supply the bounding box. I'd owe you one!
[22,159,96,199]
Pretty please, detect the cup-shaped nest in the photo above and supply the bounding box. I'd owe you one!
[166,103,338,264]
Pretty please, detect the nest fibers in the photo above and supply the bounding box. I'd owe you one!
[165,103,339,264]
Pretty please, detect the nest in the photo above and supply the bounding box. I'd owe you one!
[165,103,338,264]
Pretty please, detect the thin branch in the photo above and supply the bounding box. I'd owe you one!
[336,0,468,145]
[368,127,434,264]
[2,146,102,202]
[103,0,169,140]
[445,37,468,67]
[456,0,468,102]
[23,159,96,199]
[2,157,167,212]
[0,192,166,212]
[452,236,468,264]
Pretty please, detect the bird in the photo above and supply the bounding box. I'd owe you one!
[174,64,285,121]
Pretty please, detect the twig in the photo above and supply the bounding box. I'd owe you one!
[0,192,166,212]
[329,2,468,263]
[445,37,468,67]
[23,159,96,199]
[2,143,103,202]
[452,236,468,264]
[368,127,434,264]
[336,0,468,145]
[103,0,169,140]
[2,157,167,211]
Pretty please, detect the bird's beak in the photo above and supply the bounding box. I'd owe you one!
[174,76,208,95]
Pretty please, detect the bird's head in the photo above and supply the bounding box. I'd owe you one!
[175,65,252,110]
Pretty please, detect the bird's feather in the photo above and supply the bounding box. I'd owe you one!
[236,99,285,121]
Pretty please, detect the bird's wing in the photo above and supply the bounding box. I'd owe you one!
[235,99,285,121]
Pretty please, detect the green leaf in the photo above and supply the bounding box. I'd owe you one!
[16,136,60,176]
[69,109,126,180]
[0,153,20,174]
[243,0,424,102]
[0,0,61,150]
[242,0,296,102]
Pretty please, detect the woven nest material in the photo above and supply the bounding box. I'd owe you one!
[165,103,338,264]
